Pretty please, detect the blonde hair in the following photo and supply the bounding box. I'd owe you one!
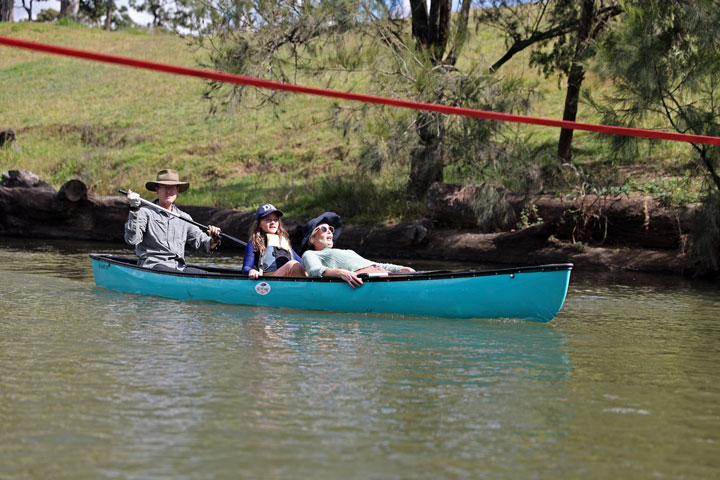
[248,217,291,256]
[307,229,322,250]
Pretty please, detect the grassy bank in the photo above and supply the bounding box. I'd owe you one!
[0,21,703,224]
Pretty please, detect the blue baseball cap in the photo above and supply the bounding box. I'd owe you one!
[254,203,284,220]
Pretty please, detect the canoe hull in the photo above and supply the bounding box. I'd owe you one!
[90,255,572,322]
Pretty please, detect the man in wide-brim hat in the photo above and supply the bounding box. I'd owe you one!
[144,168,191,193]
[124,169,222,273]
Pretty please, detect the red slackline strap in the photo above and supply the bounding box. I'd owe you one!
[2,35,719,146]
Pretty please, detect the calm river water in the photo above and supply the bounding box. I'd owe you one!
[1,238,719,479]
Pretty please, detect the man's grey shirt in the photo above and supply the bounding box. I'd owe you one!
[124,203,213,270]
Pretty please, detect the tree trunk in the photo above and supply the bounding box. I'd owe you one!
[557,0,595,162]
[59,0,79,19]
[409,0,430,47]
[0,0,14,22]
[406,0,453,198]
[22,0,33,21]
[444,0,472,65]
[428,0,452,60]
[409,112,445,198]
[557,63,585,161]
[104,0,113,30]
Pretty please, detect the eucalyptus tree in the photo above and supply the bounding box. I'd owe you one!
[479,0,622,162]
[22,0,51,21]
[594,0,720,190]
[188,0,537,198]
[1,0,13,22]
[60,0,80,19]
[129,0,179,28]
[78,0,132,28]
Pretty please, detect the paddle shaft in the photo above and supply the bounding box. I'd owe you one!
[118,189,247,247]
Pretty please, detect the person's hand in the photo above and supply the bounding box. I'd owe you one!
[127,189,141,209]
[399,267,415,273]
[248,269,261,279]
[208,225,221,248]
[338,269,363,288]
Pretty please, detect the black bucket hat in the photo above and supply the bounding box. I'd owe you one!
[301,212,342,251]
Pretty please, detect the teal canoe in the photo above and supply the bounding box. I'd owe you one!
[90,254,572,322]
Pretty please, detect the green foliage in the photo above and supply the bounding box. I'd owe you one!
[517,204,544,229]
[55,17,72,26]
[572,241,588,252]
[593,0,720,191]
[565,165,702,205]
[36,9,60,22]
[76,0,135,30]
[467,183,517,232]
[622,178,700,206]
[191,0,528,198]
[288,173,425,223]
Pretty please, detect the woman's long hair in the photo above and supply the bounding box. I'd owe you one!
[248,218,291,256]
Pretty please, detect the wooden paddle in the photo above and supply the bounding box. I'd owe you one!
[118,189,247,247]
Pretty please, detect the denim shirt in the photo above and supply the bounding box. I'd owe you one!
[124,203,212,270]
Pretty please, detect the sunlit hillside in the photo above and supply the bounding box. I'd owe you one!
[0,19,701,221]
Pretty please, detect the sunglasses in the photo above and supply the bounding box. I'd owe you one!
[313,225,335,235]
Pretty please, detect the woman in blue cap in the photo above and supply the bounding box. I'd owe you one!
[241,204,305,279]
[301,212,414,288]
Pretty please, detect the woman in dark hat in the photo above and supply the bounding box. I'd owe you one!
[241,203,305,278]
[124,169,221,273]
[301,212,414,288]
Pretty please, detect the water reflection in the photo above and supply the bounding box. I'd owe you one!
[0,250,572,478]
[2,237,719,478]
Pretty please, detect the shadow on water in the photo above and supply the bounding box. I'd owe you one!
[91,282,571,379]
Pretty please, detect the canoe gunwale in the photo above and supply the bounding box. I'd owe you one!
[89,254,573,283]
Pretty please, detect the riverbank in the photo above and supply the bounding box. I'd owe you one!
[1,169,709,279]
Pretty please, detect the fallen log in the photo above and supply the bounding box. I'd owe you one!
[427,183,698,250]
[0,170,706,277]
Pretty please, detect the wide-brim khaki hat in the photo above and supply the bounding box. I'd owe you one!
[145,169,189,193]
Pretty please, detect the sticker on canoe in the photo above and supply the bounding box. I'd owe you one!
[255,282,271,295]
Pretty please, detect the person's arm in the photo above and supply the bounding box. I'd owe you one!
[124,207,149,246]
[321,268,364,288]
[335,249,408,273]
[242,243,261,278]
[302,251,326,278]
[303,251,364,287]
[182,213,220,252]
[374,261,415,273]
[185,222,211,251]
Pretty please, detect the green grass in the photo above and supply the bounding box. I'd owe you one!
[0,20,704,225]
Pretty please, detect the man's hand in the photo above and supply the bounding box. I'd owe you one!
[127,189,141,209]
[208,225,221,249]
